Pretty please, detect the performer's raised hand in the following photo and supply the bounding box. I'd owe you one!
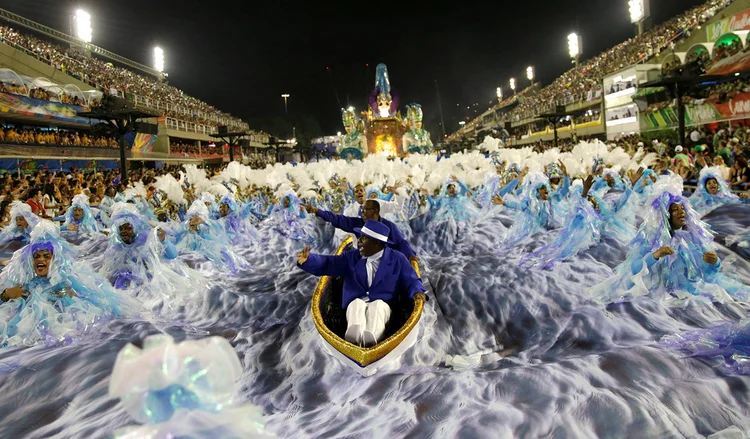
[703,251,718,265]
[629,167,645,186]
[300,204,318,214]
[653,246,674,260]
[297,246,310,265]
[581,175,595,198]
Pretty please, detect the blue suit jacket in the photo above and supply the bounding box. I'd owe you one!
[300,248,424,309]
[316,210,416,259]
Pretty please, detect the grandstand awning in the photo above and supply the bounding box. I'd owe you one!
[639,71,750,90]
[633,86,665,98]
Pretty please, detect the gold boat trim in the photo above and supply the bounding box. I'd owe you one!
[311,237,424,368]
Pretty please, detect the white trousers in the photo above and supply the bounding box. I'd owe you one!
[345,299,391,347]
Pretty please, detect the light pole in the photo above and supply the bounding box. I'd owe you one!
[526,66,534,86]
[510,78,516,95]
[568,33,581,68]
[281,94,290,116]
[496,86,503,103]
[629,0,650,36]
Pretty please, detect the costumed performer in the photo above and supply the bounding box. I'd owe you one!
[297,220,425,346]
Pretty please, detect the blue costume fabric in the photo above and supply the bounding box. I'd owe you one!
[60,194,102,235]
[0,221,138,348]
[689,166,749,217]
[0,202,40,247]
[590,184,749,304]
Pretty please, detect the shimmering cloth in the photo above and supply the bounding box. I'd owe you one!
[109,334,277,439]
[661,320,750,375]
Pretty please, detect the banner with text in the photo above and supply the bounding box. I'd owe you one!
[707,8,750,41]
[642,92,750,130]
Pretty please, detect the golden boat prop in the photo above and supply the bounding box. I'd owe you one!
[311,237,425,377]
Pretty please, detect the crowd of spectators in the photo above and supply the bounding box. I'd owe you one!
[0,126,118,148]
[497,0,731,123]
[0,25,246,131]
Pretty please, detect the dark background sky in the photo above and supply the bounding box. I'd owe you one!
[1,0,706,136]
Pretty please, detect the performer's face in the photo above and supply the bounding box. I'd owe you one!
[705,178,720,195]
[358,235,383,257]
[604,175,615,187]
[537,186,549,201]
[15,216,28,230]
[354,185,366,204]
[189,216,203,231]
[157,228,166,242]
[73,207,84,221]
[669,203,687,229]
[157,212,168,222]
[33,249,53,277]
[363,200,379,220]
[447,184,457,196]
[119,223,135,244]
[283,197,291,208]
[345,125,354,134]
[219,203,229,217]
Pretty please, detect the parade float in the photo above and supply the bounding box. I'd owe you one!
[339,63,433,159]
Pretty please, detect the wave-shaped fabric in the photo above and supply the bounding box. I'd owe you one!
[109,334,277,438]
[660,320,750,375]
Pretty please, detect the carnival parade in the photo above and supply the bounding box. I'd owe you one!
[3,0,750,438]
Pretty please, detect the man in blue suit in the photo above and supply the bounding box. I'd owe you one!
[302,199,418,263]
[297,220,425,347]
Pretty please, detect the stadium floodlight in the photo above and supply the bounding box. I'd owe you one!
[153,47,165,72]
[496,87,503,100]
[510,78,516,92]
[568,33,582,67]
[628,0,644,23]
[628,0,650,35]
[568,33,580,58]
[74,9,92,43]
[337,131,342,136]
[526,66,534,82]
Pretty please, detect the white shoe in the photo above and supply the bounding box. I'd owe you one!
[363,330,378,347]
[345,324,363,345]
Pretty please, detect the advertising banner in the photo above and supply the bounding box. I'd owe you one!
[642,92,750,130]
[707,8,750,41]
[0,92,93,124]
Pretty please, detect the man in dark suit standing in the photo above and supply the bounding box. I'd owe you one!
[297,220,425,347]
[301,199,418,263]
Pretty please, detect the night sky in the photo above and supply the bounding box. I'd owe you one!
[1,0,706,136]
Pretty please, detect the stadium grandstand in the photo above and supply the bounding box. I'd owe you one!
[0,7,272,173]
[449,0,749,150]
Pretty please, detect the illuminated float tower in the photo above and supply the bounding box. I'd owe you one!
[365,63,406,157]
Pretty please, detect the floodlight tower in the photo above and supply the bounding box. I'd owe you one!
[629,0,651,36]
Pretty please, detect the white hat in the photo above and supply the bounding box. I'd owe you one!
[675,145,683,152]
